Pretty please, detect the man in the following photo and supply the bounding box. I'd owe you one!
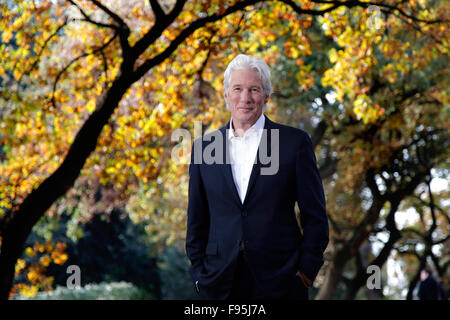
[186,54,329,300]
[418,268,445,300]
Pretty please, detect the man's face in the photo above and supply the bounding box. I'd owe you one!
[420,270,429,281]
[224,69,268,127]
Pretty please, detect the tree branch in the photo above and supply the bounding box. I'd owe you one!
[68,0,118,30]
[318,151,337,179]
[149,0,166,21]
[51,32,119,109]
[131,0,186,60]
[89,0,127,27]
[281,0,345,15]
[133,0,263,80]
[99,47,110,84]
[395,247,421,258]
[413,194,450,224]
[88,0,130,53]
[309,121,325,149]
[310,0,449,24]
[433,235,450,245]
[16,17,71,100]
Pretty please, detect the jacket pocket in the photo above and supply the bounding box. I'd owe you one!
[205,242,218,255]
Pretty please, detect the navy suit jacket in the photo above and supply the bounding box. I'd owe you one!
[186,114,329,299]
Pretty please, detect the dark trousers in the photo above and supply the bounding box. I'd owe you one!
[226,251,309,300]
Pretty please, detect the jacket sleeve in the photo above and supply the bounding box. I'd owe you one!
[295,131,329,283]
[185,138,210,279]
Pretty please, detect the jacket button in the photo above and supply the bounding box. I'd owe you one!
[242,211,248,217]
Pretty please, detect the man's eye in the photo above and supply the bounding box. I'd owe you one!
[233,87,241,91]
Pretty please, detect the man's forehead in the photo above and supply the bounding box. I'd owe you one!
[229,69,263,86]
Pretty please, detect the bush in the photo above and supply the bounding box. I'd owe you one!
[13,282,156,300]
[18,209,161,298]
[158,245,199,300]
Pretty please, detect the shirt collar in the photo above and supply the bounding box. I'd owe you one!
[228,113,265,140]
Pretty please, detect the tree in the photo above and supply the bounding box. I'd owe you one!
[0,0,447,299]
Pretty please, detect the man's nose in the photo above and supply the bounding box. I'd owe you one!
[240,89,252,103]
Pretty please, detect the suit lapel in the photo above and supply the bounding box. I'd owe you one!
[218,114,274,208]
[242,114,273,205]
[219,122,243,209]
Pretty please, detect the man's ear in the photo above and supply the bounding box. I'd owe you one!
[224,90,229,105]
[264,95,270,104]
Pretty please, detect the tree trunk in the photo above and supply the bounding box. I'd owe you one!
[315,249,349,300]
[0,76,131,299]
[344,222,402,299]
[360,241,384,300]
[406,265,423,300]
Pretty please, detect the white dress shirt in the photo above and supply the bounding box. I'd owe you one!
[228,113,265,204]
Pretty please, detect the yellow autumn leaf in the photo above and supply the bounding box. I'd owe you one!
[27,270,39,282]
[86,99,96,113]
[15,259,26,273]
[52,252,68,265]
[25,247,35,257]
[20,285,39,298]
[40,255,52,267]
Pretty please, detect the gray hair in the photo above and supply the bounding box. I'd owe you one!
[223,54,273,110]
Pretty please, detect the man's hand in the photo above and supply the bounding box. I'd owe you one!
[296,270,312,288]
